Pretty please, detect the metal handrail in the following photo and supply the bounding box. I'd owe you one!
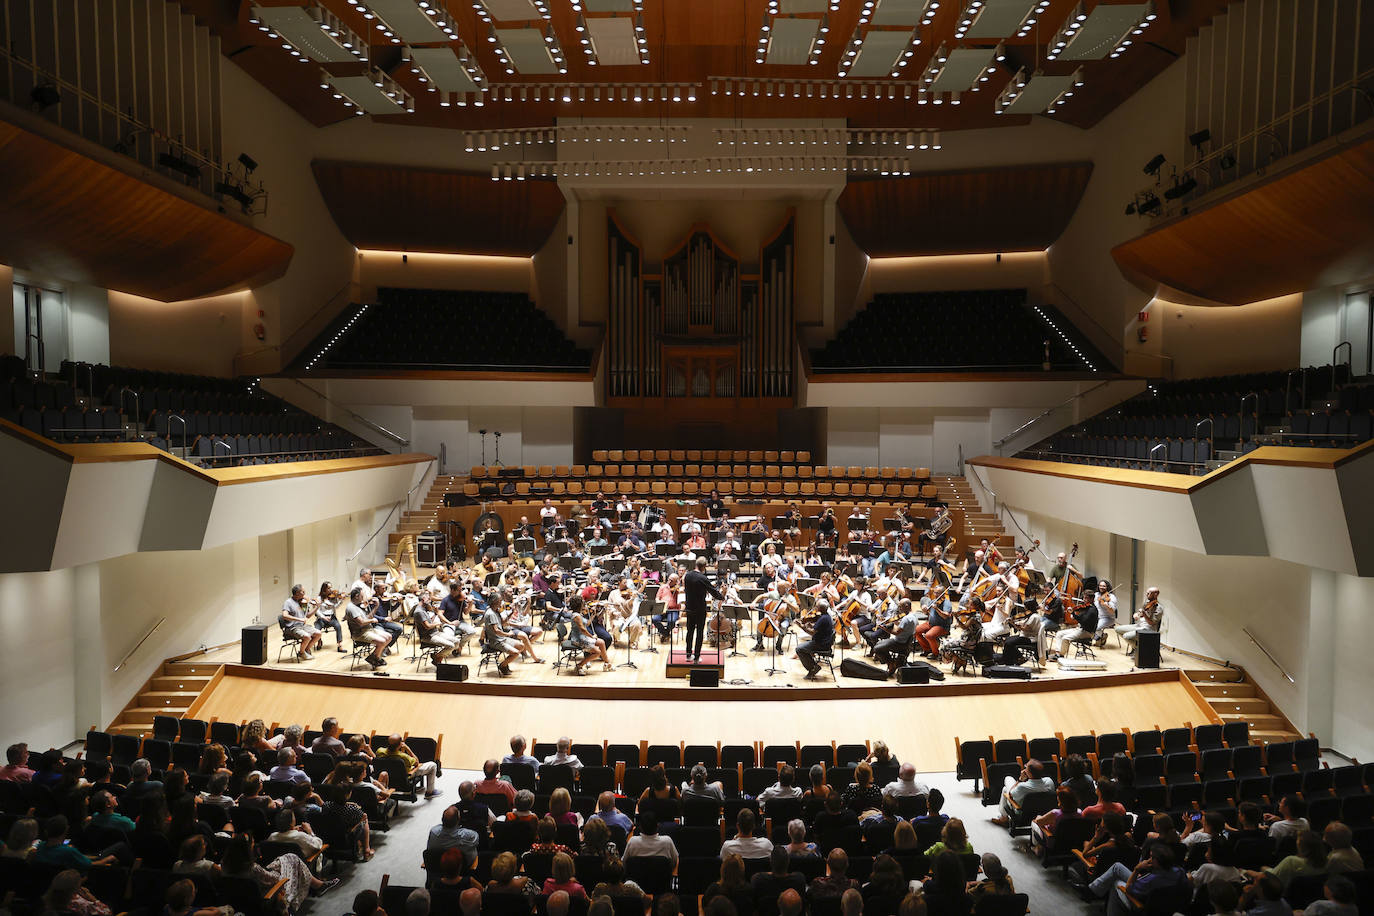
[1149,442,1168,471]
[1334,341,1352,394]
[1193,417,1213,464]
[994,381,1112,453]
[119,387,141,424]
[1242,627,1296,684]
[347,462,437,564]
[113,617,166,672]
[288,379,409,449]
[213,439,233,456]
[167,414,187,455]
[1239,392,1259,445]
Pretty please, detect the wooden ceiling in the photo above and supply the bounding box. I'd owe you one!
[0,119,294,302]
[1111,137,1374,305]
[311,160,567,254]
[180,0,1233,133]
[838,161,1093,255]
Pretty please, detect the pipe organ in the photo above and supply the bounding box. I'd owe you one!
[605,211,796,408]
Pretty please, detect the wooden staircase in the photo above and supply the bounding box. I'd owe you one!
[106,660,221,738]
[936,475,1011,548]
[388,475,462,554]
[1186,666,1303,744]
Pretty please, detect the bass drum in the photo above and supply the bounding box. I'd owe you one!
[474,511,507,557]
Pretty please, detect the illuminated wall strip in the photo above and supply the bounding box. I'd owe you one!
[487,81,700,102]
[487,155,916,180]
[708,75,936,102]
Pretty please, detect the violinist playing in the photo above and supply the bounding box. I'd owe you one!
[1117,586,1163,657]
[998,583,1047,666]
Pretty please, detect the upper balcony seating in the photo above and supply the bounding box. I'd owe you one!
[810,289,1109,373]
[295,288,593,373]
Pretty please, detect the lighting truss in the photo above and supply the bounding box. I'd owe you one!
[544,22,570,74]
[487,81,701,102]
[571,0,643,9]
[710,126,941,150]
[810,14,830,65]
[343,0,458,44]
[838,25,862,77]
[466,124,690,149]
[248,3,368,64]
[487,25,516,75]
[709,75,928,100]
[486,154,915,180]
[470,0,551,23]
[755,14,771,64]
[634,12,650,64]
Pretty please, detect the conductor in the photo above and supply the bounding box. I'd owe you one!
[683,555,723,663]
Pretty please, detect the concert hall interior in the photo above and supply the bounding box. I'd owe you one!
[1,0,1374,914]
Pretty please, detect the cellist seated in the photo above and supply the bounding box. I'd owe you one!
[751,580,798,655]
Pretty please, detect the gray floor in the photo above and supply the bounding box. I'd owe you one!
[304,768,1094,916]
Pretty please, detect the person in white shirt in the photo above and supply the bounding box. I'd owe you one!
[426,568,450,602]
[757,765,803,809]
[542,737,584,771]
[719,808,773,860]
[540,499,559,536]
[265,808,323,857]
[1091,580,1118,643]
[623,813,678,869]
[883,763,930,798]
[1264,795,1311,840]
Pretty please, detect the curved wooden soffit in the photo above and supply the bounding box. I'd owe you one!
[0,120,294,302]
[311,161,566,256]
[837,162,1094,256]
[1111,136,1374,306]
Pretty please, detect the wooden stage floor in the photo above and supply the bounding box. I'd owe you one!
[189,639,1225,773]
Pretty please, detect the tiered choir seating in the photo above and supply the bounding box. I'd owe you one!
[296,288,593,372]
[810,290,1108,373]
[459,452,940,504]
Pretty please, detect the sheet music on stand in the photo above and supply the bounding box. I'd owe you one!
[719,603,753,658]
[716,558,740,577]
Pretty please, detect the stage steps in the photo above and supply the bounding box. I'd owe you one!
[1185,666,1304,745]
[106,659,222,737]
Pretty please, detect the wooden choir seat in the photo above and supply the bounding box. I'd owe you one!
[814,466,830,478]
[783,481,799,496]
[670,450,686,462]
[621,464,635,476]
[668,464,683,476]
[749,466,764,478]
[587,465,604,477]
[701,450,718,461]
[862,467,879,478]
[668,482,683,495]
[797,466,813,479]
[516,482,532,495]
[733,464,748,477]
[636,464,651,476]
[550,482,566,495]
[915,467,932,481]
[624,450,639,461]
[897,467,913,479]
[687,450,702,461]
[797,451,811,462]
[470,466,487,479]
[764,450,779,462]
[781,466,795,478]
[750,481,766,496]
[685,464,700,476]
[765,466,780,478]
[655,450,670,461]
[568,482,584,494]
[683,482,700,495]
[593,450,609,462]
[766,482,782,496]
[652,465,668,476]
[780,450,795,462]
[920,484,938,500]
[554,466,570,477]
[748,450,765,461]
[463,483,480,497]
[799,482,816,496]
[651,482,667,495]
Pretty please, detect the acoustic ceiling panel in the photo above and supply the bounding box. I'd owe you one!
[252,6,359,63]
[766,17,822,65]
[964,0,1040,38]
[480,0,543,20]
[1001,72,1078,113]
[846,29,914,77]
[872,0,930,25]
[1056,2,1151,60]
[360,0,449,43]
[586,16,641,66]
[497,27,559,73]
[930,46,999,92]
[408,46,481,93]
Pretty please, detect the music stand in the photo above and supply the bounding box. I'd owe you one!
[655,542,675,557]
[557,555,579,573]
[817,546,837,565]
[618,510,635,523]
[720,604,752,659]
[882,518,901,531]
[847,541,869,558]
[716,558,740,578]
[484,571,502,588]
[601,557,627,576]
[514,536,536,556]
[804,563,827,579]
[591,543,613,557]
[640,599,661,654]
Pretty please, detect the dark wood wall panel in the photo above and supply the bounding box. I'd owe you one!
[0,119,293,302]
[311,161,565,257]
[1111,138,1374,305]
[837,162,1094,257]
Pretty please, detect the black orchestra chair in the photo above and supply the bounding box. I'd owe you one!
[277,628,306,663]
[807,648,838,682]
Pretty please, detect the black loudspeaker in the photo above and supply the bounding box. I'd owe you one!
[241,624,270,666]
[689,668,719,688]
[985,665,1033,680]
[896,665,929,685]
[1136,631,1161,669]
[436,663,469,682]
[841,657,891,681]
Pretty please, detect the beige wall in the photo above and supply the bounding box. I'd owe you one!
[356,251,534,299]
[867,252,1051,296]
[1153,294,1303,379]
[107,289,254,378]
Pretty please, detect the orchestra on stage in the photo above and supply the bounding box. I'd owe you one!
[279,493,1164,682]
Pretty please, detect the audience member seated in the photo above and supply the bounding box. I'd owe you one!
[752,846,807,905]
[720,807,773,860]
[885,763,929,798]
[808,848,860,904]
[542,852,589,900]
[377,733,441,799]
[590,855,645,903]
[503,734,542,772]
[624,813,678,869]
[266,808,324,858]
[704,853,755,916]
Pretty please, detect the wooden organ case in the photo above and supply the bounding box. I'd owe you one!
[605,211,796,427]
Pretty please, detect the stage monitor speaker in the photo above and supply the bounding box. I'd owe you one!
[241,624,270,666]
[896,665,929,685]
[436,663,469,682]
[689,668,719,688]
[1136,631,1161,669]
